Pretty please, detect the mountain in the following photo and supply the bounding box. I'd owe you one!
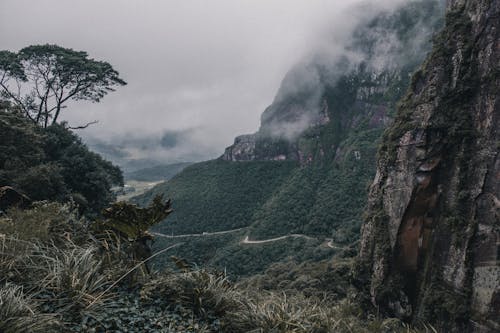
[133,0,445,277]
[357,0,499,331]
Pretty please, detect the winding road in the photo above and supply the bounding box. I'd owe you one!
[241,234,314,244]
[325,238,358,250]
[151,227,247,239]
[152,229,314,244]
[152,228,355,250]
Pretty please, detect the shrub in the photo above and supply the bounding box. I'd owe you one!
[0,201,86,243]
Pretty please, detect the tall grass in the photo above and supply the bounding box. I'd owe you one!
[142,269,242,318]
[0,284,59,333]
[144,268,437,333]
[1,203,438,332]
[0,202,132,329]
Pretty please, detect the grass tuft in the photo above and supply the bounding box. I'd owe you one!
[0,284,59,333]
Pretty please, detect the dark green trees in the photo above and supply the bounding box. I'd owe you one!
[0,44,126,127]
[0,44,125,214]
[0,108,123,215]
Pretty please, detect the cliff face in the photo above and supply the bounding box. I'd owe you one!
[221,70,395,164]
[358,0,499,331]
[222,0,444,165]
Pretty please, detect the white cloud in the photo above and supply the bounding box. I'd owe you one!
[0,0,420,166]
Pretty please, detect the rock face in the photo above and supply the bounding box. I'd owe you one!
[221,94,334,163]
[358,0,499,331]
[221,1,444,165]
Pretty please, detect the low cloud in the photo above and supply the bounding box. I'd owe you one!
[255,0,444,142]
[0,0,443,170]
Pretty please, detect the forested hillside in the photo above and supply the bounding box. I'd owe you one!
[134,160,297,234]
[133,0,445,276]
[125,162,193,182]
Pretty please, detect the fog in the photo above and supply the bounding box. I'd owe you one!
[0,0,412,168]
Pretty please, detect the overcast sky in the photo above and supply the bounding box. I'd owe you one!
[0,0,406,164]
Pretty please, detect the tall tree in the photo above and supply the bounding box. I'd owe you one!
[0,44,126,128]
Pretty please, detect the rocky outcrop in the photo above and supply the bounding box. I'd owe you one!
[221,69,420,164]
[358,0,499,331]
[222,134,258,161]
[221,1,444,164]
[221,96,333,162]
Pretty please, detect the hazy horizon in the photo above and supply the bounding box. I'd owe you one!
[0,0,408,168]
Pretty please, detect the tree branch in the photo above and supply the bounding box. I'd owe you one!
[0,81,35,122]
[67,120,98,130]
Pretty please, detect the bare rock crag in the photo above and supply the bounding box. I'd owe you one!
[358,0,499,331]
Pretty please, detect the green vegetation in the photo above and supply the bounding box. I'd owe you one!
[132,159,297,234]
[0,284,58,333]
[0,198,184,331]
[0,196,436,332]
[98,195,172,241]
[0,44,125,216]
[125,162,193,182]
[0,108,123,215]
[151,233,339,277]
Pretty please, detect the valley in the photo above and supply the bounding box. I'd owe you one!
[0,0,498,331]
[132,0,445,278]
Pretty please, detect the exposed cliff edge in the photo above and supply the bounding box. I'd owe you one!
[357,0,499,331]
[221,0,444,165]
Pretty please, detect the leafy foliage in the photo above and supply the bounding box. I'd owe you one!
[0,109,123,215]
[0,44,126,127]
[0,201,86,243]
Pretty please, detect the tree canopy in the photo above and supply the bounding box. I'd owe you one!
[0,106,123,215]
[0,44,126,127]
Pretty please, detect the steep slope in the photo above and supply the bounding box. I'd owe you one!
[134,160,296,234]
[124,162,193,182]
[357,0,499,331]
[134,0,445,276]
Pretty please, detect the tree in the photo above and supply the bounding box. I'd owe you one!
[0,44,126,128]
[0,109,124,215]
